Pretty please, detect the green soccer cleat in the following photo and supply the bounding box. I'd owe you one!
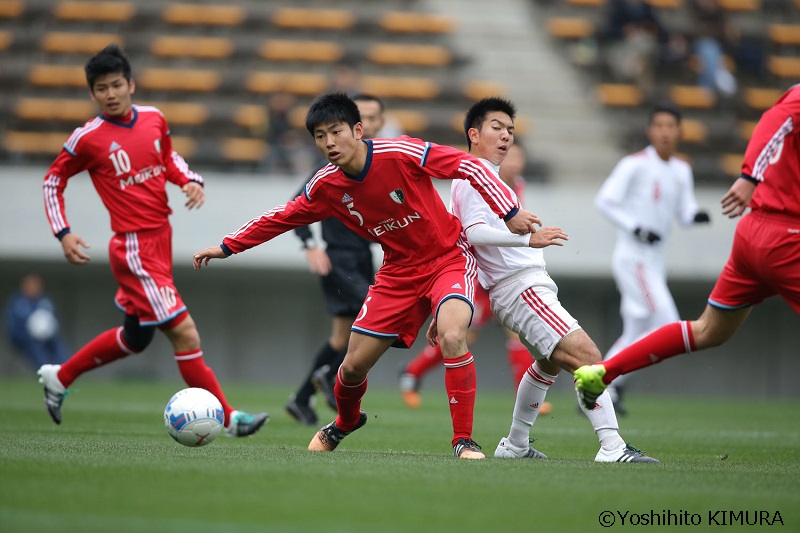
[574,364,608,410]
[224,410,269,437]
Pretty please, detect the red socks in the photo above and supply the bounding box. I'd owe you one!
[405,344,443,378]
[174,349,234,423]
[506,339,531,391]
[58,327,133,387]
[444,351,476,446]
[334,367,368,431]
[603,321,696,383]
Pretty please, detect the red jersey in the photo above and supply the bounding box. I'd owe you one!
[223,137,520,267]
[742,84,800,217]
[43,105,203,236]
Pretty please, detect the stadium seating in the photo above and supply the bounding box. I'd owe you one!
[367,43,452,67]
[150,36,235,60]
[162,4,245,27]
[246,71,329,96]
[378,11,456,34]
[259,40,344,63]
[0,0,24,18]
[41,32,123,54]
[54,1,135,22]
[270,8,355,30]
[0,29,11,50]
[137,68,221,92]
[28,65,86,88]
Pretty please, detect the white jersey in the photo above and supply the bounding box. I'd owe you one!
[595,145,699,245]
[450,159,545,289]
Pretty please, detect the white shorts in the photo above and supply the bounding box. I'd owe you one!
[488,267,580,359]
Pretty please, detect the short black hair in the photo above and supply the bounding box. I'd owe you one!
[463,97,517,149]
[351,93,385,113]
[305,92,362,135]
[649,104,682,125]
[85,44,132,91]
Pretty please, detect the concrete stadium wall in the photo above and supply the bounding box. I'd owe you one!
[2,166,798,398]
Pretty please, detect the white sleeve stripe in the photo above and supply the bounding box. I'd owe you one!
[224,205,287,240]
[170,151,203,184]
[44,174,67,232]
[753,116,793,182]
[64,118,102,154]
[306,165,338,197]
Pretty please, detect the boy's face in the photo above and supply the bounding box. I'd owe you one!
[355,100,384,139]
[90,72,135,118]
[313,120,364,170]
[469,111,514,166]
[646,112,680,156]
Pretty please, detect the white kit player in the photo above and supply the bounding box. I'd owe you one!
[426,97,659,463]
[595,104,710,413]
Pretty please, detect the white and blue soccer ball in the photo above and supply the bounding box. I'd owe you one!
[164,387,224,447]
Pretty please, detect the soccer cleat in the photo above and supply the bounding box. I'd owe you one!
[224,410,269,438]
[595,443,660,463]
[494,437,547,459]
[308,410,368,452]
[574,364,608,410]
[398,372,421,410]
[37,364,67,425]
[311,366,337,411]
[285,396,319,426]
[453,438,485,459]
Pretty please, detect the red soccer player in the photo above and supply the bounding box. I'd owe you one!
[575,83,800,407]
[193,92,540,459]
[38,44,268,437]
[399,144,548,412]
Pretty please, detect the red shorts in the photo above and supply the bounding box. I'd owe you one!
[352,248,478,348]
[709,210,800,313]
[109,224,188,326]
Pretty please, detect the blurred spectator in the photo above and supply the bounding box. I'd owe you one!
[5,273,69,371]
[261,92,315,175]
[689,0,738,96]
[602,0,686,93]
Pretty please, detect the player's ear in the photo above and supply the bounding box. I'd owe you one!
[468,127,480,145]
[354,121,364,140]
[129,78,136,95]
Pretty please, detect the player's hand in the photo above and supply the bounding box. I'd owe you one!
[506,208,542,235]
[633,227,661,245]
[426,318,439,347]
[721,177,756,218]
[305,247,332,276]
[193,246,228,269]
[529,226,569,248]
[61,232,91,265]
[182,181,205,210]
[693,210,711,224]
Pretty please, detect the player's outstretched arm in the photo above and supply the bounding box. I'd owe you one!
[505,208,541,235]
[60,232,91,265]
[193,246,229,269]
[182,181,205,210]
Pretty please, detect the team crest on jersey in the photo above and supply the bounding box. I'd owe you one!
[154,139,161,154]
[389,189,405,204]
[108,141,121,152]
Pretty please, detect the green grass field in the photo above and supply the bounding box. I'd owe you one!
[1,379,797,532]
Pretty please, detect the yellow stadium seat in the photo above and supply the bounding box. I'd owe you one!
[221,138,268,162]
[367,43,452,67]
[596,83,643,107]
[567,0,607,6]
[743,88,781,110]
[768,24,800,46]
[233,105,268,130]
[271,8,354,30]
[717,0,759,10]
[360,76,440,100]
[720,153,743,176]
[680,119,708,143]
[162,4,245,26]
[259,40,344,63]
[388,110,429,133]
[41,32,123,54]
[3,131,67,155]
[378,11,455,34]
[463,81,506,101]
[768,56,800,79]
[0,29,12,50]
[547,17,594,40]
[15,98,96,121]
[54,1,135,22]
[0,0,25,18]
[670,85,715,109]
[29,64,86,87]
[738,120,757,141]
[169,136,197,159]
[139,102,209,126]
[150,36,234,60]
[645,0,683,8]
[245,71,329,96]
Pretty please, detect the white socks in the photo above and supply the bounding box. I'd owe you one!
[577,388,625,451]
[507,362,557,448]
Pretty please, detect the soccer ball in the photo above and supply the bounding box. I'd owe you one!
[164,387,224,447]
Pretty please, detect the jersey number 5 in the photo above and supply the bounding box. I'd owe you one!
[346,202,364,226]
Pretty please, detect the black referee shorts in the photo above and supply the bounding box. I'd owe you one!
[320,248,374,317]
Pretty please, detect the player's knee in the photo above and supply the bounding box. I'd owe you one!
[121,315,156,353]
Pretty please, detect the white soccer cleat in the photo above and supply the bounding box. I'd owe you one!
[494,437,547,459]
[595,443,660,463]
[37,364,66,425]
